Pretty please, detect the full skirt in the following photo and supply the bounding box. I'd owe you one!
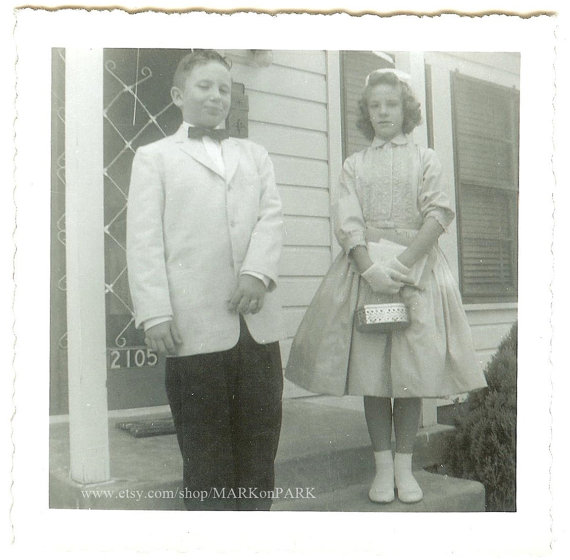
[285,247,487,398]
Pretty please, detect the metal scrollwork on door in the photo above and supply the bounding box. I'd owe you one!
[102,49,250,354]
[103,49,182,352]
[51,49,250,412]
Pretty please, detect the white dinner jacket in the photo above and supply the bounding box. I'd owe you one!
[127,124,284,357]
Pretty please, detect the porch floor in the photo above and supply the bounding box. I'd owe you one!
[49,396,483,512]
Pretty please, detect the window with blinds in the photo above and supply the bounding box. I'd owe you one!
[341,51,394,158]
[451,72,519,302]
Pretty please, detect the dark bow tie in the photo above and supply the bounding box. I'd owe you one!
[187,126,230,141]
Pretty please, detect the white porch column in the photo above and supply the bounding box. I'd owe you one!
[65,48,110,483]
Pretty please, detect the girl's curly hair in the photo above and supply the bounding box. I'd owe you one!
[356,71,422,141]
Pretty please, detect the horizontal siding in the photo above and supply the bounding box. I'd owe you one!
[465,306,517,327]
[231,62,327,103]
[284,216,331,247]
[466,308,516,368]
[441,52,520,76]
[271,50,327,74]
[280,185,331,217]
[470,323,515,351]
[468,307,516,376]
[272,156,329,188]
[250,122,328,160]
[280,247,331,277]
[230,55,330,400]
[248,90,328,132]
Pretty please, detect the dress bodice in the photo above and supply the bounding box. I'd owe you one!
[334,135,455,255]
[354,140,423,230]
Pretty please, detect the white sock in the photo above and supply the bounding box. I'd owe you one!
[394,452,423,503]
[368,450,395,503]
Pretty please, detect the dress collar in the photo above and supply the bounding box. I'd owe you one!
[371,133,410,149]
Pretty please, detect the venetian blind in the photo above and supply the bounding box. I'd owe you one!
[341,51,394,158]
[452,72,519,300]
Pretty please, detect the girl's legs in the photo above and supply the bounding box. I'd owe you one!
[393,397,421,453]
[393,397,423,502]
[364,396,392,451]
[364,396,395,502]
[363,397,424,503]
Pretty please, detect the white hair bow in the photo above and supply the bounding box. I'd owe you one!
[365,68,412,86]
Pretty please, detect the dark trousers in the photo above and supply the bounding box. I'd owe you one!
[165,319,283,511]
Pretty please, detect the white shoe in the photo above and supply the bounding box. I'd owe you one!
[394,452,423,503]
[368,450,395,504]
[396,482,423,503]
[368,479,395,503]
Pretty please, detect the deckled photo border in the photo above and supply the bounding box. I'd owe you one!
[10,8,559,558]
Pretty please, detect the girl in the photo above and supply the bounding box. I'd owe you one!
[285,68,487,504]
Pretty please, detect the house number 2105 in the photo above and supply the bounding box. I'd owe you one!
[108,347,159,370]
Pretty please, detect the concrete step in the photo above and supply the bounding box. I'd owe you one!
[272,470,485,512]
[274,397,454,495]
[49,396,477,511]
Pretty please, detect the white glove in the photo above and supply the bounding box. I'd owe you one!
[361,262,406,295]
[386,257,411,278]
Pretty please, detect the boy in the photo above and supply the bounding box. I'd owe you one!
[127,50,284,511]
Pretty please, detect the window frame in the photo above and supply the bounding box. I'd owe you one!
[450,70,519,304]
[340,51,395,159]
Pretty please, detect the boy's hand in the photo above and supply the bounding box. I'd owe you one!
[228,275,267,315]
[144,320,182,355]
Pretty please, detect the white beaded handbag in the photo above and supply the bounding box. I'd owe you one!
[355,239,427,333]
[355,299,410,333]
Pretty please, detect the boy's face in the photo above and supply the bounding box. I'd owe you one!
[367,83,404,141]
[171,61,232,129]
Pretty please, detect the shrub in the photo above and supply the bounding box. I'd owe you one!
[443,323,517,511]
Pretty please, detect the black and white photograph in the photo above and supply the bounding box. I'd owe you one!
[48,46,518,513]
[7,5,565,559]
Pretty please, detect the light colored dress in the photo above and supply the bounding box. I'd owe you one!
[285,134,487,398]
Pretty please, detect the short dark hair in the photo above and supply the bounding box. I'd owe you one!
[172,50,231,89]
[356,70,422,140]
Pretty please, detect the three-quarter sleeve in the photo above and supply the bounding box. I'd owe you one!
[334,155,367,254]
[418,148,455,232]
